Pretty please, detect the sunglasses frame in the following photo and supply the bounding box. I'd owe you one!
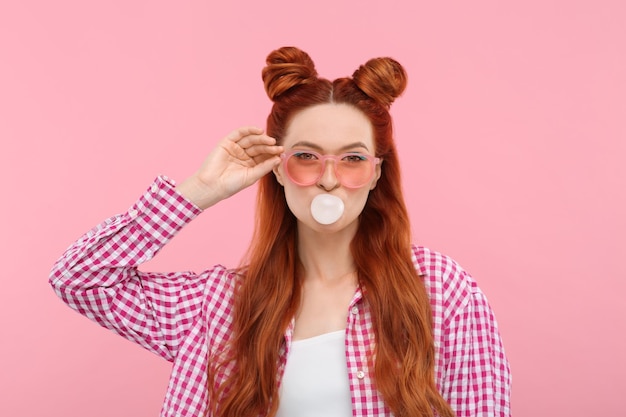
[280,150,381,188]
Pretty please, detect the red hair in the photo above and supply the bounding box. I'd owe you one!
[208,47,455,417]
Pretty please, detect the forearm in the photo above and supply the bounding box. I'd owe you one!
[50,176,200,290]
[49,176,204,359]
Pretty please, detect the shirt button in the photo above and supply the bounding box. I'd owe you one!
[128,209,138,218]
[151,183,158,193]
[351,307,359,315]
[356,370,365,379]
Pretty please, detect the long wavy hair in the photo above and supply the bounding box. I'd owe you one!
[207,47,455,417]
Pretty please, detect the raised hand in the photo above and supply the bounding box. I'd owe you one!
[176,127,283,210]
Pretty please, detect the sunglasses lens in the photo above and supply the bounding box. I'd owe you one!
[286,152,322,185]
[286,152,374,188]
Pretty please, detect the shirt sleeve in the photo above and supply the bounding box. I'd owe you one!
[49,176,211,362]
[441,282,512,416]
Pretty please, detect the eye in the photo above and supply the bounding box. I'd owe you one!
[293,151,319,161]
[341,154,368,163]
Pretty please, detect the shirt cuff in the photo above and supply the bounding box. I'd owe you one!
[126,176,203,245]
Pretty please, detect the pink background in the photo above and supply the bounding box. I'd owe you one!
[1,1,624,416]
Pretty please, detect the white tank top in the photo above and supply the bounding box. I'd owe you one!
[276,330,352,417]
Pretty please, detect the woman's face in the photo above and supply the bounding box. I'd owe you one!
[274,103,381,235]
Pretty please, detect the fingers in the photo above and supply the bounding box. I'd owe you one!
[247,155,282,179]
[246,143,284,158]
[224,126,276,148]
[220,136,282,162]
[220,126,283,163]
[235,133,277,150]
[225,126,265,142]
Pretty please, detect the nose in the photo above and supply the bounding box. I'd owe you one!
[317,159,340,191]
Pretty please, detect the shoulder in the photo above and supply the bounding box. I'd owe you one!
[410,244,479,326]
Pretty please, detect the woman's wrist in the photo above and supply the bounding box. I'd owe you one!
[175,175,221,211]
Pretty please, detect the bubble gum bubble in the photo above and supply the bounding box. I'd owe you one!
[310,194,345,225]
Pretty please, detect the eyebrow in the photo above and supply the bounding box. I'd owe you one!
[291,140,371,152]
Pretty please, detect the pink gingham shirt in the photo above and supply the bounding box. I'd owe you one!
[50,176,511,417]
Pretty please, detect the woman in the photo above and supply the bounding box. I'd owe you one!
[50,46,511,417]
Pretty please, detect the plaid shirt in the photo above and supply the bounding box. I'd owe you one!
[50,176,511,417]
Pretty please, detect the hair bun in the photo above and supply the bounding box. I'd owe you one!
[352,57,407,107]
[262,47,318,101]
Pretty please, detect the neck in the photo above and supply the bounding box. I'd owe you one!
[297,221,357,283]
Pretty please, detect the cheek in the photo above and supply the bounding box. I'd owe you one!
[282,185,309,215]
[348,189,371,214]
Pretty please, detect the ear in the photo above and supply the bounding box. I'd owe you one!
[273,165,285,186]
[369,160,383,190]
